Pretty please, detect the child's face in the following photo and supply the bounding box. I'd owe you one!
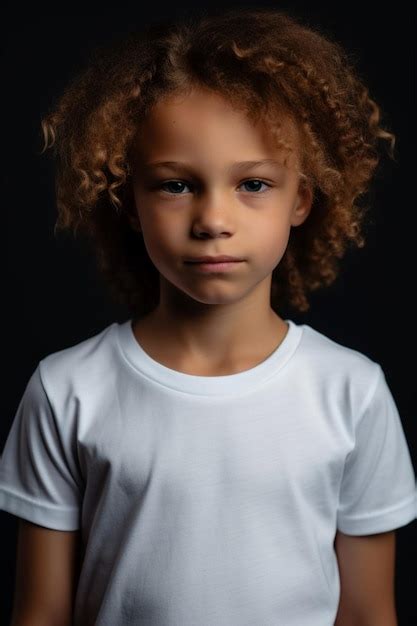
[130,88,312,309]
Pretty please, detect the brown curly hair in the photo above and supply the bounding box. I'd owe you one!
[39,6,396,317]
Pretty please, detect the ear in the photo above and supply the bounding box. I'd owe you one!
[291,179,313,227]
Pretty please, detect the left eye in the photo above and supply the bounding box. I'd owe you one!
[158,179,271,194]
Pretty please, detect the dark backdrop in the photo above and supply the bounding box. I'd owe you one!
[3,2,416,624]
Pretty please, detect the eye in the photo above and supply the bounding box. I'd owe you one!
[240,179,271,193]
[158,180,191,194]
[157,179,272,195]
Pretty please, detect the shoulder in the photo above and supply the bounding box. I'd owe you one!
[296,322,382,421]
[37,321,120,402]
[300,322,379,369]
[299,322,380,373]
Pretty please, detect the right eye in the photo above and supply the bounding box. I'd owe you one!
[158,180,190,194]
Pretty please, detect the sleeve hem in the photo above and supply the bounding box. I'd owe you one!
[337,492,417,535]
[0,487,80,531]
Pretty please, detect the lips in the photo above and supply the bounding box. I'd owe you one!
[185,259,244,273]
[185,256,244,263]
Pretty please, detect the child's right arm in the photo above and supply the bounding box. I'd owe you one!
[10,518,82,626]
[0,363,84,624]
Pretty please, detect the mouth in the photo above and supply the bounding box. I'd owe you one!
[184,256,244,263]
[184,260,244,273]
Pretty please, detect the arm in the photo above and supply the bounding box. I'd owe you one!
[333,529,397,626]
[10,518,82,626]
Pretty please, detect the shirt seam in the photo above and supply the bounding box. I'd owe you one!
[0,486,80,512]
[355,362,383,427]
[338,491,416,521]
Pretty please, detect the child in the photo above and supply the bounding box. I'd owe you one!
[1,7,415,626]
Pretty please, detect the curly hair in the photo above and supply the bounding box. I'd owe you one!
[39,6,396,317]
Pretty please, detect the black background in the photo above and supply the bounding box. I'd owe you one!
[3,2,416,624]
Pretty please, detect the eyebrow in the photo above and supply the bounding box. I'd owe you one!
[144,159,285,172]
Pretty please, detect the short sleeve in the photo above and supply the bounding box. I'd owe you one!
[0,363,82,530]
[337,364,417,535]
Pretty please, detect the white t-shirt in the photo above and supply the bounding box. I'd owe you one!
[1,319,416,626]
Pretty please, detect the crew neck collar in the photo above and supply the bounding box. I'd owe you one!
[115,317,303,396]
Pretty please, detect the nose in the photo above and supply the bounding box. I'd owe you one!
[191,191,236,237]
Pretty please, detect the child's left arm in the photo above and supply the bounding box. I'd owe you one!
[333,363,416,626]
[334,529,397,625]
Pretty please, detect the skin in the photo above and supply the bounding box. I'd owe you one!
[128,87,313,375]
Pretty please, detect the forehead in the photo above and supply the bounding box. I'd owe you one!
[134,88,302,171]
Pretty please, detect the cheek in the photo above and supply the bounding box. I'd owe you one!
[255,217,291,263]
[141,214,184,262]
